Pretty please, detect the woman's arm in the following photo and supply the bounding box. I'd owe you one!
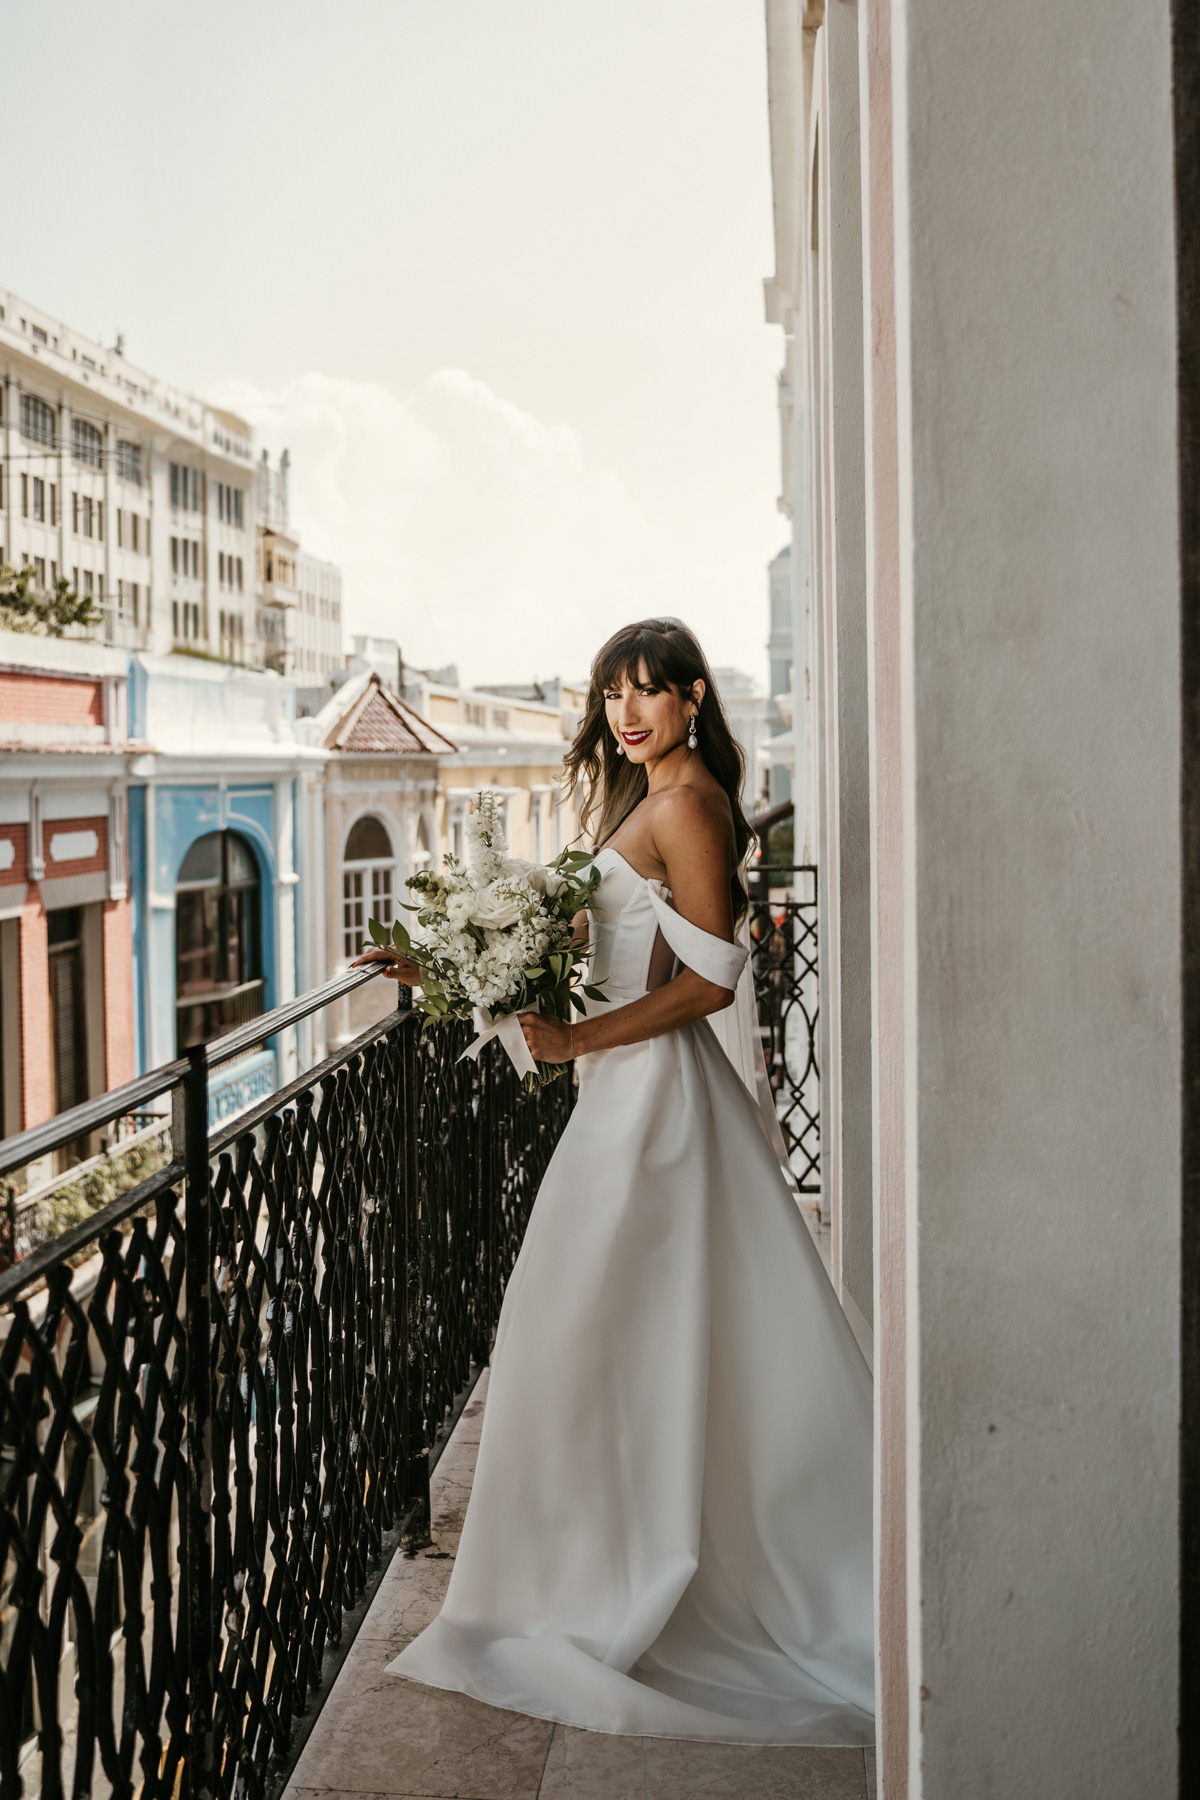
[520,789,736,1063]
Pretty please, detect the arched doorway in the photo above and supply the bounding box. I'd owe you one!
[175,829,264,1048]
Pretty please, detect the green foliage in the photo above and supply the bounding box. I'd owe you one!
[0,562,99,638]
[27,1135,167,1265]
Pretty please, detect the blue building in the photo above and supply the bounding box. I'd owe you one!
[126,652,326,1122]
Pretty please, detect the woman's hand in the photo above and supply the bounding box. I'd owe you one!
[519,1009,579,1064]
[348,945,424,985]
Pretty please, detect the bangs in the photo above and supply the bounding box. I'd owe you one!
[591,621,699,697]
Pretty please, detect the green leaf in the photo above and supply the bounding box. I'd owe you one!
[582,985,609,1003]
[368,917,388,946]
[570,990,589,1015]
[391,919,412,952]
[523,966,546,980]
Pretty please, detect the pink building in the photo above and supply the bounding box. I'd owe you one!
[0,632,137,1160]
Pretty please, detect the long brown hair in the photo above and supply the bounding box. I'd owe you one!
[562,618,754,923]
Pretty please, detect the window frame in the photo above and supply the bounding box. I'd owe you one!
[341,815,397,962]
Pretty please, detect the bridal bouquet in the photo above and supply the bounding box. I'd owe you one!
[367,789,607,1088]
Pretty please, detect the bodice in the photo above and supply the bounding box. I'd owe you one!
[586,846,748,1007]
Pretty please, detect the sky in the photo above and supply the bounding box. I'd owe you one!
[4,1,785,687]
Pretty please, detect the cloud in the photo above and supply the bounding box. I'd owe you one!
[210,368,674,685]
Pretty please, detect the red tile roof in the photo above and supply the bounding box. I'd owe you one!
[329,676,456,756]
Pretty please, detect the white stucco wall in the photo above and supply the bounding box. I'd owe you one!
[892,2,1180,1792]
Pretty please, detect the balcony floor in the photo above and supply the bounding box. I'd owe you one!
[284,1372,878,1800]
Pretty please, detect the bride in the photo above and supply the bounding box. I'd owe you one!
[353,617,874,1744]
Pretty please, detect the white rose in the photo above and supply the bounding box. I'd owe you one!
[469,880,524,930]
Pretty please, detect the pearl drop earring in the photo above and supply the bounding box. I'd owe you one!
[687,712,698,750]
[616,738,625,757]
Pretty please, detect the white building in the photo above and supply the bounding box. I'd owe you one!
[0,289,344,685]
[708,666,769,814]
[404,668,584,864]
[765,544,794,808]
[298,671,456,1051]
[0,287,258,662]
[256,449,343,680]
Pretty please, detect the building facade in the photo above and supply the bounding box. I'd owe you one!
[764,2,1181,1793]
[0,289,344,687]
[708,666,770,814]
[257,449,344,681]
[297,671,454,1050]
[0,631,136,1180]
[765,544,795,808]
[0,288,260,663]
[126,652,327,1118]
[404,668,583,867]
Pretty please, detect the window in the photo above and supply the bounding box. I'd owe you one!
[33,557,46,585]
[20,394,55,447]
[342,815,395,960]
[491,708,510,731]
[131,513,140,553]
[216,481,245,527]
[463,701,485,727]
[117,509,123,548]
[31,324,47,345]
[81,496,93,539]
[170,462,203,511]
[49,484,57,526]
[72,491,79,533]
[116,441,142,485]
[31,478,45,523]
[236,555,243,590]
[175,830,263,1049]
[82,571,93,597]
[72,418,102,467]
[20,475,28,519]
[171,536,179,575]
[48,907,86,1113]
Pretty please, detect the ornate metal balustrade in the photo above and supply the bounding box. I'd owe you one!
[0,973,571,1800]
[746,859,821,1194]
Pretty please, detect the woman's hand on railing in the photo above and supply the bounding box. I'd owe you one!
[348,945,424,986]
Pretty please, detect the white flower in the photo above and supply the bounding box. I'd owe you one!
[469,880,525,930]
[446,889,475,925]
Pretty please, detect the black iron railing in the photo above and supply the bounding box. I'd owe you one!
[746,846,821,1195]
[0,970,571,1800]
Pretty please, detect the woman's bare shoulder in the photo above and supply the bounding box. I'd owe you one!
[651,780,734,855]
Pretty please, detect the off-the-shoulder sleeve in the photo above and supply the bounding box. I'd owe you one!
[646,886,748,991]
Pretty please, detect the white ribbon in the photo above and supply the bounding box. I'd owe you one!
[457,1004,540,1079]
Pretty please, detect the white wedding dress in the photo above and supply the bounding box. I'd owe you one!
[385,847,875,1744]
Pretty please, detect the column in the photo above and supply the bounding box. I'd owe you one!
[274,776,299,1080]
[19,890,51,1129]
[859,0,907,1789]
[814,0,872,1348]
[889,2,1179,1791]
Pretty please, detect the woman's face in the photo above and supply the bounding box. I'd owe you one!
[602,660,703,765]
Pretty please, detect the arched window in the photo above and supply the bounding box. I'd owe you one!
[175,830,263,1048]
[342,815,395,959]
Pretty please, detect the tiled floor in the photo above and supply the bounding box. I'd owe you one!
[284,1371,877,1800]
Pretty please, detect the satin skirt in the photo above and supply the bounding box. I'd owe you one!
[385,1016,875,1744]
